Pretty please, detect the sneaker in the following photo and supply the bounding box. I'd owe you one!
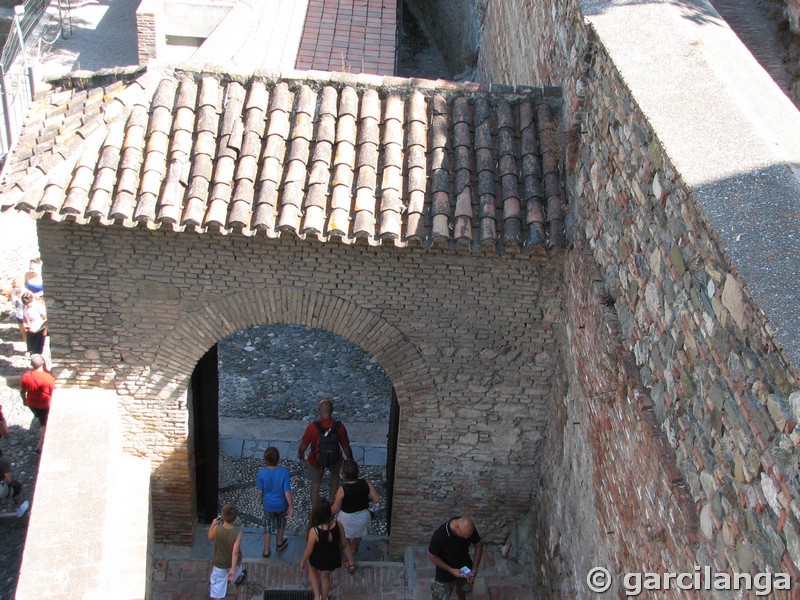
[235,568,247,586]
[15,501,29,518]
[276,538,289,551]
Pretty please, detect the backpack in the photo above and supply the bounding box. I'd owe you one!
[314,420,341,468]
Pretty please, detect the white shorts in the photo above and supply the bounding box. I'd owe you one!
[209,563,243,599]
[338,509,371,539]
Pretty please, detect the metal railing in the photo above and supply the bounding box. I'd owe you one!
[1,0,50,71]
[0,0,62,166]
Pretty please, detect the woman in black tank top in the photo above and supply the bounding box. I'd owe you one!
[332,459,381,571]
[300,498,354,600]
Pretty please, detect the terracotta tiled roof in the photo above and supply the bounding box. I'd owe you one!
[1,68,566,253]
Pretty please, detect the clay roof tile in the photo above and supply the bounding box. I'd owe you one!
[4,70,566,255]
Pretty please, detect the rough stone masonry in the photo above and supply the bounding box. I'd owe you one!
[476,0,800,594]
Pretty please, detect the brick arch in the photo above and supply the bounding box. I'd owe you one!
[151,286,430,404]
[146,287,433,547]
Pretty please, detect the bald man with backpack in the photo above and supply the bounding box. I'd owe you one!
[298,398,354,510]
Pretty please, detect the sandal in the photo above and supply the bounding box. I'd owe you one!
[276,537,289,551]
[262,551,271,558]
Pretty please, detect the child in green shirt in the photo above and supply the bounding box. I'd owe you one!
[208,503,247,598]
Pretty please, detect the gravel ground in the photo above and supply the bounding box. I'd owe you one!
[217,323,393,535]
[218,323,393,423]
[218,455,388,535]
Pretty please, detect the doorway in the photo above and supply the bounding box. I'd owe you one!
[191,324,398,536]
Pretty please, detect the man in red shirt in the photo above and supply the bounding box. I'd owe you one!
[19,354,55,454]
[298,398,354,510]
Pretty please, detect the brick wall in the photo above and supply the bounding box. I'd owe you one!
[39,221,565,548]
[136,0,164,65]
[476,0,575,92]
[478,0,800,594]
[532,242,699,594]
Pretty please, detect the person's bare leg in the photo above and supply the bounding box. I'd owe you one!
[308,565,321,600]
[328,465,340,499]
[310,482,321,511]
[321,571,332,599]
[455,586,466,600]
[38,424,45,451]
[263,531,271,555]
[351,536,362,556]
[277,525,286,548]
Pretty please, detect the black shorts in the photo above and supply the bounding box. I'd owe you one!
[30,407,48,426]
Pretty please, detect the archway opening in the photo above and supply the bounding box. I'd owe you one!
[191,323,398,545]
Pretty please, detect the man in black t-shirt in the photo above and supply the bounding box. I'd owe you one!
[427,516,484,599]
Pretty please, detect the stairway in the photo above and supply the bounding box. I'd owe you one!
[151,542,535,599]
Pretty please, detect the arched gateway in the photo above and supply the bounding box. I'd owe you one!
[3,68,567,551]
[185,291,411,529]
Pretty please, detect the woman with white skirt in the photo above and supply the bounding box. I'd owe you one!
[331,458,381,572]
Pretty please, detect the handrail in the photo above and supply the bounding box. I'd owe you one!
[0,0,51,71]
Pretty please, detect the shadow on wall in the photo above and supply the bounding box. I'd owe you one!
[152,437,198,546]
[402,0,480,77]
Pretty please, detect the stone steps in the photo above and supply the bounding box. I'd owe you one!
[151,543,535,599]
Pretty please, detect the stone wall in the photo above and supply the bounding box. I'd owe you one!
[476,0,575,92]
[38,221,565,549]
[534,242,700,594]
[478,0,800,594]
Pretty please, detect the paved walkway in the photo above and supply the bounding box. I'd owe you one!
[40,0,141,78]
[295,0,396,74]
[41,0,397,78]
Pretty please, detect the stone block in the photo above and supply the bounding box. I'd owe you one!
[220,437,244,458]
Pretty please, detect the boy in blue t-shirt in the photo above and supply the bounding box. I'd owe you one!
[256,446,294,557]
